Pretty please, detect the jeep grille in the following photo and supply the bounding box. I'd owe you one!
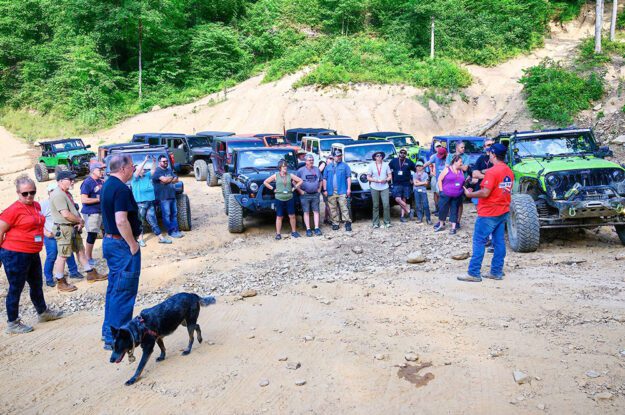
[545,168,625,199]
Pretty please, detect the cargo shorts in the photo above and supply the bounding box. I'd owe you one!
[55,224,85,258]
[82,213,102,233]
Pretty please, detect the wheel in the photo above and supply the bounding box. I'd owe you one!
[54,164,70,177]
[206,162,218,187]
[194,159,208,181]
[615,225,625,245]
[507,194,540,252]
[227,194,244,233]
[34,162,50,182]
[179,165,192,175]
[222,173,232,215]
[176,193,192,231]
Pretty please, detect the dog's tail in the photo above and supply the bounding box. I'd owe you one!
[199,296,217,307]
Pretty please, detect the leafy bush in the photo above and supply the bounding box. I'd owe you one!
[520,59,604,125]
[263,39,329,82]
[577,37,625,69]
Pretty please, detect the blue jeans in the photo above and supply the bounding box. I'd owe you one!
[102,237,141,344]
[0,248,47,322]
[413,188,431,221]
[43,236,78,283]
[468,213,509,278]
[137,201,161,236]
[438,194,462,223]
[159,198,179,235]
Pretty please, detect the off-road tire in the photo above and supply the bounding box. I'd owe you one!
[507,194,540,253]
[194,159,208,181]
[615,225,625,246]
[176,193,192,231]
[228,194,244,233]
[34,162,50,182]
[54,164,70,177]
[222,173,232,215]
[206,162,218,187]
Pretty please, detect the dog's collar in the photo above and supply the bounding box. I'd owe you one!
[137,316,159,338]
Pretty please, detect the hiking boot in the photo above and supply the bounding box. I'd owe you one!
[38,308,64,323]
[69,272,84,280]
[86,269,108,283]
[345,222,352,232]
[6,319,33,334]
[57,277,77,292]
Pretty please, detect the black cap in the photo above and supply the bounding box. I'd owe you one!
[56,170,77,181]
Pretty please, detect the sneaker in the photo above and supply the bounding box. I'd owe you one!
[450,228,457,235]
[137,239,147,247]
[433,223,444,232]
[426,220,433,225]
[372,223,380,229]
[103,343,113,351]
[38,308,64,323]
[6,319,33,334]
[482,273,504,280]
[384,223,392,228]
[69,272,84,280]
[57,277,77,292]
[345,222,352,232]
[86,269,108,283]
[314,228,322,236]
[158,237,173,244]
[306,229,313,237]
[45,279,56,288]
[487,246,495,254]
[457,274,482,282]
[88,258,97,267]
[332,225,339,231]
[400,217,407,223]
[456,223,461,230]
[169,231,184,238]
[291,231,301,238]
[409,209,414,220]
[275,234,282,240]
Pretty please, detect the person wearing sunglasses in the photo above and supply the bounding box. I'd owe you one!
[388,147,416,223]
[0,174,63,334]
[367,151,392,228]
[152,155,184,239]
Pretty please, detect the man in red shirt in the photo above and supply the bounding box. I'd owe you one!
[458,143,514,282]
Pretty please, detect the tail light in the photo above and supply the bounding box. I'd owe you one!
[169,153,175,165]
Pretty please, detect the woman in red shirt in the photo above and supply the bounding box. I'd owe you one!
[0,175,63,334]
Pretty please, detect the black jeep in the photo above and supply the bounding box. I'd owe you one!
[206,136,265,187]
[222,147,300,233]
[103,145,192,232]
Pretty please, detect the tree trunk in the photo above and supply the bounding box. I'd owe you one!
[610,0,618,41]
[430,16,435,59]
[595,0,604,53]
[138,17,143,99]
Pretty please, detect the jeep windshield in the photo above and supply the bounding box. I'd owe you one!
[227,141,265,151]
[52,140,86,151]
[388,136,418,147]
[238,150,297,170]
[344,143,396,162]
[514,133,596,158]
[186,136,211,148]
[320,138,355,151]
[264,135,289,146]
[448,139,484,154]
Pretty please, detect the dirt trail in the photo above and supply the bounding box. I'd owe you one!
[1,6,625,415]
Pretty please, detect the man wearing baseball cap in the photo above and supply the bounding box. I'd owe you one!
[389,147,416,222]
[458,143,513,282]
[323,148,352,231]
[80,160,105,266]
[50,170,107,292]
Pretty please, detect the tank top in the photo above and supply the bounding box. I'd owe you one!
[274,172,293,201]
[441,168,465,197]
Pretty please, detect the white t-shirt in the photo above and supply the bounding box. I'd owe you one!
[367,162,391,191]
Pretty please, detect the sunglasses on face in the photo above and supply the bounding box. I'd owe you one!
[484,144,493,148]
[399,152,407,155]
[375,154,383,158]
[21,190,37,197]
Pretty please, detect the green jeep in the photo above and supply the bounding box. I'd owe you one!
[34,138,95,182]
[357,132,423,162]
[498,128,625,252]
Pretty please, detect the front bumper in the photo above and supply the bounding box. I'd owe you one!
[540,194,625,228]
[233,186,301,215]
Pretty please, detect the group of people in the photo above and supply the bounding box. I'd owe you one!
[0,153,186,342]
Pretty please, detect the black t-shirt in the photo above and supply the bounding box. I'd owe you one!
[469,154,493,190]
[388,157,416,185]
[152,167,177,200]
[101,176,142,237]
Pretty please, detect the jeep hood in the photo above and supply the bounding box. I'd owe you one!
[515,157,623,177]
[191,147,212,155]
[61,149,95,158]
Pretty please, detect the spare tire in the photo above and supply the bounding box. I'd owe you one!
[35,162,50,182]
[176,193,192,231]
[222,173,232,215]
[507,194,540,252]
[228,194,244,233]
[206,162,218,187]
[194,159,208,181]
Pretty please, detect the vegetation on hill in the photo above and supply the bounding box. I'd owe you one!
[0,0,589,138]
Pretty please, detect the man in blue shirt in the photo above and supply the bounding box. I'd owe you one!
[132,155,171,245]
[152,155,183,239]
[388,147,416,222]
[322,149,352,231]
[80,161,105,266]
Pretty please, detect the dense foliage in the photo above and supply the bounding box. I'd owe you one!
[0,0,590,137]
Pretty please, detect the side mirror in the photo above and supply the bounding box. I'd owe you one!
[85,144,92,149]
[596,146,613,158]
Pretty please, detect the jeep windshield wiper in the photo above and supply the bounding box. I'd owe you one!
[240,166,260,173]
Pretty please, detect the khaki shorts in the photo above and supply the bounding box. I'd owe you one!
[55,225,85,258]
[83,213,102,233]
[430,175,439,193]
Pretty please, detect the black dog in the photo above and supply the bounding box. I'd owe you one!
[109,292,216,385]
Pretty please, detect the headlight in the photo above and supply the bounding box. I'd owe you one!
[359,173,368,183]
[545,174,561,188]
[249,182,259,192]
[611,169,625,182]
